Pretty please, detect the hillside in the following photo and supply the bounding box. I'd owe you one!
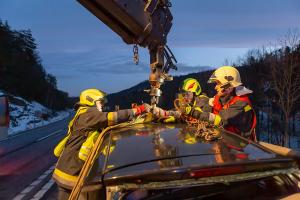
[107,70,216,110]
[0,20,71,110]
[7,93,69,135]
[106,67,258,110]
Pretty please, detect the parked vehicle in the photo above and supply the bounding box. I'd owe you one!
[79,123,300,200]
[0,94,9,139]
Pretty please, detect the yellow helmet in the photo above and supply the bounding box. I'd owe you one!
[79,88,107,107]
[182,78,202,96]
[208,66,242,88]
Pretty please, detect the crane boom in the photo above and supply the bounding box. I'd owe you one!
[77,0,175,105]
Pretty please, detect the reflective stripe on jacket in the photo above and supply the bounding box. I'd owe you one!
[185,95,211,115]
[212,94,257,141]
[53,106,135,188]
[53,168,78,189]
[78,130,99,161]
[54,107,88,157]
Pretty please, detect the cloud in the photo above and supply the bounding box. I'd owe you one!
[54,61,214,96]
[173,63,214,75]
[3,0,300,95]
[43,44,216,80]
[78,60,150,74]
[169,0,300,48]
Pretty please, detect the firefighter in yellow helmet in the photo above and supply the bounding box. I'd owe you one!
[186,66,257,141]
[153,78,211,122]
[52,88,150,200]
[180,78,211,111]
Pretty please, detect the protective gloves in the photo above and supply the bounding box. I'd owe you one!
[152,106,168,118]
[143,103,152,113]
[185,106,221,126]
[134,103,151,115]
[162,116,176,123]
[167,110,181,119]
[153,108,181,123]
[182,105,203,116]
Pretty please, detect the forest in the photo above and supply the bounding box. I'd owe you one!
[0,20,71,110]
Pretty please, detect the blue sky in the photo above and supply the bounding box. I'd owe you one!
[1,0,300,96]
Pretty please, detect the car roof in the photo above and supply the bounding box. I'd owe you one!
[89,123,294,185]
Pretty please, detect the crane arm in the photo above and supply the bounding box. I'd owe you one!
[77,0,175,105]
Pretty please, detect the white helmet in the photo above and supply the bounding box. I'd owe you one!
[208,66,242,88]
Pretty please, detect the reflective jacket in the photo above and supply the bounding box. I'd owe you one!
[212,94,257,141]
[193,94,211,112]
[52,106,136,189]
[163,95,211,124]
[53,107,88,158]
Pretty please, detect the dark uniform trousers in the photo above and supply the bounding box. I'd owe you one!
[58,187,105,200]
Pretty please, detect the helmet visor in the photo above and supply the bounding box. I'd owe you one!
[97,97,107,106]
[208,71,218,83]
[207,78,217,84]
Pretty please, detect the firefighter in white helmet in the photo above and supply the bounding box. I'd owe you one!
[186,66,257,141]
[52,88,150,200]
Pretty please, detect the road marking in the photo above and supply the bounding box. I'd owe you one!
[35,129,63,142]
[21,186,35,193]
[0,129,64,158]
[0,113,70,143]
[12,194,26,200]
[13,165,55,200]
[0,126,50,142]
[30,165,56,200]
[31,179,55,200]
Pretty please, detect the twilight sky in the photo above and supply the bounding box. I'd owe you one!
[1,0,300,96]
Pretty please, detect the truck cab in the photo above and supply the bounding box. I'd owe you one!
[0,93,9,139]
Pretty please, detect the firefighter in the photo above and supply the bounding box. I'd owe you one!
[186,66,257,141]
[153,78,211,122]
[52,88,150,200]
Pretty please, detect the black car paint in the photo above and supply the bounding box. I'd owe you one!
[82,123,300,199]
[86,124,296,184]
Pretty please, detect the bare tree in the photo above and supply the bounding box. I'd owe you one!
[268,29,300,147]
[223,58,234,66]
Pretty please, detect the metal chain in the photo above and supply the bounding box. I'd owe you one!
[174,98,222,141]
[186,119,221,141]
[133,44,139,65]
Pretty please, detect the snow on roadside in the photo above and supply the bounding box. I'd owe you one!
[8,96,70,135]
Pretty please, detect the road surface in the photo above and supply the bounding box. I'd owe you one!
[0,116,71,200]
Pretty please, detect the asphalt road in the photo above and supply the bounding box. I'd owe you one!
[0,116,71,200]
